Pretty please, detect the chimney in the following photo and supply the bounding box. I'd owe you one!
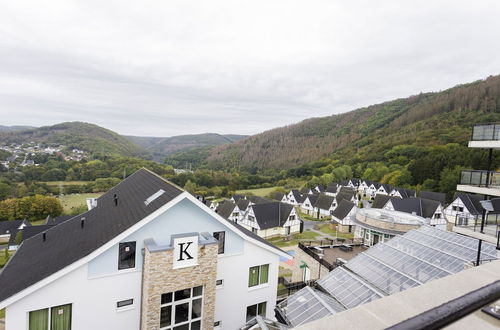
[42,232,46,242]
[81,217,85,229]
[114,194,118,206]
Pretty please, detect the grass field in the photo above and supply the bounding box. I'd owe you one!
[0,250,14,268]
[59,193,102,214]
[41,181,91,186]
[316,223,355,239]
[235,186,283,198]
[267,230,320,247]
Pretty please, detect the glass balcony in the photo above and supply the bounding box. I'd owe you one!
[471,123,500,141]
[460,170,500,188]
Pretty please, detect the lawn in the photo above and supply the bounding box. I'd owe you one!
[235,186,283,198]
[59,193,102,214]
[316,223,354,239]
[267,230,320,247]
[0,250,14,268]
[296,209,327,221]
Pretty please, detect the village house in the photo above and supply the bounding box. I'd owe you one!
[313,194,336,218]
[375,183,393,195]
[443,193,484,226]
[324,183,339,197]
[0,219,30,250]
[419,191,447,205]
[284,190,302,206]
[239,202,301,238]
[389,187,416,199]
[383,197,446,229]
[300,194,319,215]
[330,199,357,233]
[215,200,242,222]
[0,169,290,330]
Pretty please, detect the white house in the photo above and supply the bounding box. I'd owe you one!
[330,200,357,233]
[215,200,242,222]
[324,183,339,197]
[284,190,302,206]
[313,194,336,218]
[384,197,446,230]
[239,202,301,238]
[389,188,416,199]
[376,183,393,196]
[300,194,319,216]
[0,169,290,330]
[444,193,483,226]
[367,182,382,198]
[0,219,30,250]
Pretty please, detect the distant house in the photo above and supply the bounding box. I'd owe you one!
[325,183,339,197]
[338,186,357,197]
[271,192,285,202]
[215,201,242,222]
[331,200,356,233]
[239,202,301,238]
[285,190,302,206]
[390,188,416,199]
[359,180,372,196]
[333,191,356,209]
[384,197,446,229]
[444,193,484,226]
[371,194,399,209]
[44,215,74,226]
[236,199,251,215]
[313,194,336,218]
[0,219,31,250]
[367,182,381,197]
[314,185,326,193]
[230,194,245,203]
[300,194,319,215]
[248,195,274,205]
[419,191,447,205]
[376,183,393,196]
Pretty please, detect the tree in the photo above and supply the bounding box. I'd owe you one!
[439,166,464,202]
[14,230,23,245]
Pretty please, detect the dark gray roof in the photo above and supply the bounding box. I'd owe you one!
[340,180,349,186]
[379,183,393,193]
[236,199,250,211]
[335,192,355,204]
[314,194,335,210]
[394,188,416,198]
[326,183,338,193]
[454,193,484,215]
[271,192,285,201]
[350,178,360,186]
[304,194,319,206]
[0,168,183,303]
[215,200,237,219]
[20,225,55,242]
[331,200,356,221]
[231,195,245,203]
[338,186,356,195]
[0,219,30,236]
[390,197,440,218]
[371,182,382,189]
[251,202,294,230]
[362,179,372,186]
[419,191,447,205]
[316,185,326,193]
[248,195,274,204]
[299,187,310,194]
[372,195,398,209]
[44,215,74,226]
[289,190,302,202]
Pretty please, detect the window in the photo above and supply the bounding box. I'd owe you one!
[214,321,221,327]
[118,241,136,270]
[160,286,203,330]
[434,213,441,219]
[216,279,223,286]
[248,215,255,221]
[252,228,257,234]
[248,264,269,287]
[246,301,267,321]
[289,215,295,220]
[213,231,225,254]
[29,304,72,330]
[117,299,133,308]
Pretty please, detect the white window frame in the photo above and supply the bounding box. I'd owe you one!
[159,286,204,330]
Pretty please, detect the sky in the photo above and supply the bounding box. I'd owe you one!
[1,0,500,137]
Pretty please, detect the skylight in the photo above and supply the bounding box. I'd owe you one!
[144,189,165,206]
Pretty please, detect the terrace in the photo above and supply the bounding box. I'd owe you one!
[469,123,500,148]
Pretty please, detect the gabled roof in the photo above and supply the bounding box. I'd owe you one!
[362,179,372,186]
[20,225,55,242]
[251,202,294,230]
[289,190,302,202]
[379,183,393,192]
[326,183,338,193]
[0,219,30,236]
[393,188,416,198]
[371,182,382,189]
[335,192,355,204]
[300,187,310,194]
[340,180,349,186]
[0,168,183,305]
[454,193,484,215]
[350,178,360,186]
[236,199,250,211]
[331,200,356,220]
[314,194,335,210]
[231,194,245,203]
[271,192,285,201]
[338,186,356,195]
[248,195,274,204]
[372,195,399,209]
[45,215,74,226]
[419,191,446,205]
[304,194,319,206]
[316,185,326,193]
[215,201,237,219]
[389,197,440,218]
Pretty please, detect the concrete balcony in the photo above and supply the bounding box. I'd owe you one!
[452,214,500,249]
[458,170,500,197]
[468,123,500,149]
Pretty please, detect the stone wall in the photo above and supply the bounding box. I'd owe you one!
[141,243,218,330]
[290,247,330,282]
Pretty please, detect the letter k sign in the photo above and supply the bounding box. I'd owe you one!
[177,242,194,261]
[173,236,198,269]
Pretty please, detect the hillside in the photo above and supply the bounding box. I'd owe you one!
[126,133,247,161]
[205,75,500,170]
[0,122,146,157]
[0,125,36,132]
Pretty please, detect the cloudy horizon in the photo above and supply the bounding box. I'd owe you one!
[1,0,500,137]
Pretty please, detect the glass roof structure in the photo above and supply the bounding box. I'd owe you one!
[275,226,498,328]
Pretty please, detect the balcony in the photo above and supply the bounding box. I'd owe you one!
[457,170,500,196]
[452,213,500,249]
[469,123,500,148]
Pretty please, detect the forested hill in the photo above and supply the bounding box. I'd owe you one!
[0,122,146,157]
[205,75,500,170]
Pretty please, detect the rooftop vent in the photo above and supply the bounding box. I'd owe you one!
[144,189,165,206]
[81,217,85,229]
[114,194,118,207]
[42,232,46,242]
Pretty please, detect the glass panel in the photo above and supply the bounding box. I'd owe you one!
[248,266,259,287]
[50,304,71,330]
[246,304,257,321]
[175,303,189,324]
[213,231,225,254]
[173,324,189,330]
[259,264,269,284]
[160,306,171,328]
[29,308,48,330]
[191,298,202,319]
[175,288,191,301]
[118,242,136,270]
[161,292,172,304]
[191,320,201,330]
[258,302,267,316]
[117,299,133,308]
[193,286,203,297]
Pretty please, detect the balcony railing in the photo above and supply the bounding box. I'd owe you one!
[454,213,500,249]
[471,123,500,141]
[460,170,500,188]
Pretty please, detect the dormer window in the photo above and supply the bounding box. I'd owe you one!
[118,242,136,270]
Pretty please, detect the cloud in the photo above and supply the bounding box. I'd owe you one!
[0,0,499,136]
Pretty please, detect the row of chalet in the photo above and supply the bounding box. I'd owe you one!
[210,195,302,239]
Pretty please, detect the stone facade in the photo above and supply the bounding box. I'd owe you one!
[290,247,330,283]
[141,243,218,330]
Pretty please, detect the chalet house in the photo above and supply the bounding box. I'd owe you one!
[300,194,319,216]
[271,192,285,202]
[0,169,290,330]
[384,197,446,229]
[444,193,484,226]
[0,219,30,250]
[300,187,313,195]
[248,195,274,205]
[376,183,393,196]
[215,201,242,222]
[239,202,301,238]
[236,199,251,215]
[333,192,356,209]
[314,185,326,193]
[371,194,399,209]
[230,194,246,203]
[419,191,447,205]
[367,182,382,197]
[284,190,302,205]
[390,188,416,199]
[313,194,336,218]
[330,200,357,233]
[324,183,339,197]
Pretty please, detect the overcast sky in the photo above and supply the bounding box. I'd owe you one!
[1,1,500,137]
